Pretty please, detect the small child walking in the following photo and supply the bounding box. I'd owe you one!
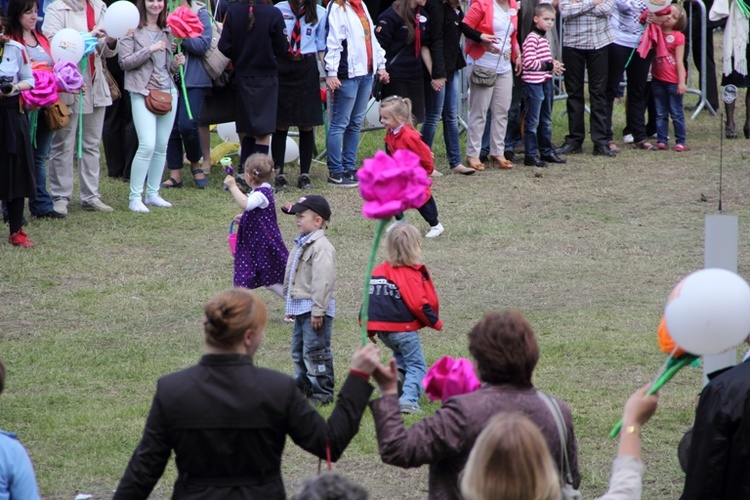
[366,223,442,414]
[652,4,689,151]
[521,3,566,167]
[223,154,289,298]
[380,96,445,238]
[281,195,337,405]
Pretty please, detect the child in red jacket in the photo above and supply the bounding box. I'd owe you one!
[366,223,442,414]
[380,96,445,238]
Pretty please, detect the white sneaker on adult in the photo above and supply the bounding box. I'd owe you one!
[425,223,444,238]
[53,200,68,215]
[622,133,634,144]
[82,199,114,212]
[145,195,173,208]
[128,199,150,213]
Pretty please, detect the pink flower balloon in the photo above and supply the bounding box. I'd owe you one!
[22,69,59,109]
[167,6,204,39]
[423,356,481,404]
[53,60,83,92]
[358,150,431,219]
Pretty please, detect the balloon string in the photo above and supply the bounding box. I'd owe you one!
[360,218,388,346]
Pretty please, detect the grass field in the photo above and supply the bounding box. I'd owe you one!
[3,67,750,498]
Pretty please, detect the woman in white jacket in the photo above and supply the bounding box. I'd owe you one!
[324,0,388,187]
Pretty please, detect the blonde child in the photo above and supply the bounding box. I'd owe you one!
[223,154,289,298]
[366,223,442,414]
[652,4,689,151]
[380,96,445,238]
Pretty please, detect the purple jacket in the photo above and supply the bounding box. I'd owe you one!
[370,383,580,500]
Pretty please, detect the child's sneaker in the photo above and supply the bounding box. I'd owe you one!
[656,142,668,150]
[425,223,444,238]
[9,228,34,248]
[674,144,690,152]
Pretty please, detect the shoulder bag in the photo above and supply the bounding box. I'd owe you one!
[469,21,511,87]
[44,100,71,130]
[538,391,582,500]
[145,89,172,115]
[203,9,231,80]
[102,58,121,101]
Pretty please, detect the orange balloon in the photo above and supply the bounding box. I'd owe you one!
[658,316,687,357]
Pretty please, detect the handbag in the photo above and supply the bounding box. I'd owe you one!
[470,65,498,87]
[103,61,121,101]
[203,15,231,81]
[44,100,70,130]
[145,89,172,115]
[538,392,582,500]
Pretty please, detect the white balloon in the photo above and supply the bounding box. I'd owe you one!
[285,137,300,164]
[216,122,240,143]
[103,1,141,39]
[50,29,85,64]
[664,268,750,355]
[365,98,381,128]
[646,0,670,12]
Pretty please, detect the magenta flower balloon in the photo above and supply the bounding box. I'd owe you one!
[22,69,59,109]
[167,7,204,39]
[423,356,481,404]
[54,61,84,92]
[358,150,431,219]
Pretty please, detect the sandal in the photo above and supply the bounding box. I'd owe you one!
[633,140,658,151]
[726,124,738,139]
[160,177,183,188]
[192,169,208,189]
[608,141,621,153]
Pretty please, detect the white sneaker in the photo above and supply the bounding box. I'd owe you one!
[128,199,150,213]
[430,170,443,177]
[53,200,68,215]
[82,199,114,212]
[425,223,444,238]
[623,133,634,144]
[145,195,172,208]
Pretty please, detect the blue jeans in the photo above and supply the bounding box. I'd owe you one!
[504,74,524,154]
[28,114,54,215]
[523,80,554,158]
[377,331,427,407]
[166,87,207,170]
[652,79,686,145]
[421,71,462,167]
[291,313,335,399]
[130,89,179,200]
[326,74,372,176]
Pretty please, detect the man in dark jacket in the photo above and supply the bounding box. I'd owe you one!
[681,337,750,499]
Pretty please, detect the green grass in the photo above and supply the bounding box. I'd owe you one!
[3,65,750,498]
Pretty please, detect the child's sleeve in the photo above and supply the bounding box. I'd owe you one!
[245,190,269,211]
[522,35,553,72]
[398,268,442,330]
[310,245,336,317]
[407,133,435,174]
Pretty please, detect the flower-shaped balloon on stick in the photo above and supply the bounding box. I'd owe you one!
[22,64,58,147]
[73,32,100,158]
[357,150,431,345]
[167,6,203,119]
[423,356,480,404]
[53,60,84,93]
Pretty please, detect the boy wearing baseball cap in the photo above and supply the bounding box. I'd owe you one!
[281,195,337,405]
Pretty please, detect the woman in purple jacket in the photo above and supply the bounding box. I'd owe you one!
[370,309,580,500]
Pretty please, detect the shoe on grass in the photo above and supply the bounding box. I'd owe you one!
[128,199,150,213]
[9,228,34,248]
[297,174,313,189]
[145,195,172,208]
[327,174,358,188]
[275,174,289,191]
[425,223,444,238]
[82,199,114,212]
[53,200,68,215]
[400,403,422,415]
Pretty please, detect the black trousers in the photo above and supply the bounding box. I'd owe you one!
[683,1,722,111]
[562,45,609,147]
[102,56,137,179]
[417,195,439,227]
[606,44,654,144]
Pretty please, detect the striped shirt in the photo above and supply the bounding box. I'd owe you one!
[559,0,614,50]
[522,28,553,83]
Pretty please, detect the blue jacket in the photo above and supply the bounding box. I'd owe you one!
[181,2,213,89]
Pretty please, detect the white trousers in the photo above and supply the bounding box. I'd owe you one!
[466,70,513,158]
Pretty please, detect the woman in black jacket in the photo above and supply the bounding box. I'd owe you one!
[114,288,383,499]
[419,0,495,175]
